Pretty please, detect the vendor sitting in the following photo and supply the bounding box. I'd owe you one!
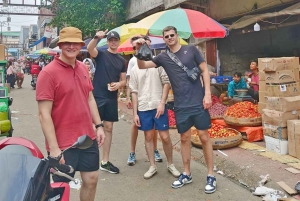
[227,72,247,99]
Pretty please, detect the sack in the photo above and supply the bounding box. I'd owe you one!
[17,72,24,79]
[135,43,153,61]
[166,50,200,83]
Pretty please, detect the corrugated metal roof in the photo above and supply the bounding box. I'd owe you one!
[2,31,20,37]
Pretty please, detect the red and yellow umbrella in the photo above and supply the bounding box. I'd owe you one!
[129,8,228,39]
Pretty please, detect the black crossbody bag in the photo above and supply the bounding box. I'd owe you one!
[166,50,201,83]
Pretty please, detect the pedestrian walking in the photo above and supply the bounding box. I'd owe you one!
[126,36,163,166]
[14,59,24,89]
[129,36,180,179]
[87,30,126,174]
[135,26,216,193]
[36,27,105,201]
[6,61,16,88]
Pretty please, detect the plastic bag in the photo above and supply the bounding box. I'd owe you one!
[135,43,153,61]
[0,103,8,112]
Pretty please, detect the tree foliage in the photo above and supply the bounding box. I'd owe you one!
[42,0,127,38]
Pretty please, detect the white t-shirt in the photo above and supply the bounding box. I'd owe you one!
[126,56,137,77]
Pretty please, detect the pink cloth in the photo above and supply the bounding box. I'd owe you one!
[251,73,259,92]
[6,66,14,75]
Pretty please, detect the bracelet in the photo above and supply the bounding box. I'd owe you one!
[95,123,104,129]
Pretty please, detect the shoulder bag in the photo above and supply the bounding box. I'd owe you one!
[166,50,201,83]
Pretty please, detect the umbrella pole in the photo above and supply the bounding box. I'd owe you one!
[154,49,157,56]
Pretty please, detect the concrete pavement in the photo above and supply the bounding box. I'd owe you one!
[2,74,267,200]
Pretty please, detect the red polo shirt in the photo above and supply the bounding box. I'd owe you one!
[36,56,96,151]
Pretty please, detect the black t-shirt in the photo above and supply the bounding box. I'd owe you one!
[93,50,126,104]
[153,45,205,108]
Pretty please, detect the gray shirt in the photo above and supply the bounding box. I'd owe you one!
[153,45,205,108]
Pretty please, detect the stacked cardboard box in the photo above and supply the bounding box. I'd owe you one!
[258,70,266,113]
[259,57,300,154]
[287,120,300,159]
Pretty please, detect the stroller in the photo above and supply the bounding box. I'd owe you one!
[30,64,41,90]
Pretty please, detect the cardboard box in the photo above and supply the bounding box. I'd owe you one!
[258,57,299,71]
[259,91,266,103]
[259,70,265,81]
[258,102,266,113]
[263,123,287,139]
[259,81,266,91]
[265,69,299,84]
[264,135,288,154]
[262,109,300,127]
[287,120,300,158]
[265,96,300,112]
[265,82,300,97]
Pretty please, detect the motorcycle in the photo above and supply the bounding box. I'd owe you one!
[31,74,38,90]
[0,135,93,201]
[30,64,41,90]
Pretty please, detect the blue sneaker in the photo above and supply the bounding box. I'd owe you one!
[205,175,217,194]
[127,152,136,166]
[154,150,163,162]
[171,172,192,188]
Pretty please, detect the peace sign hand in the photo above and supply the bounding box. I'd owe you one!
[95,29,108,39]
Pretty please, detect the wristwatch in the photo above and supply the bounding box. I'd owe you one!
[95,123,104,129]
[93,35,99,40]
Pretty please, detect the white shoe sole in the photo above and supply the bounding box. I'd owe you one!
[171,179,193,189]
[168,168,181,178]
[99,166,119,174]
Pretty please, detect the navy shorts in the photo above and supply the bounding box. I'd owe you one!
[51,140,99,182]
[98,99,118,122]
[138,108,169,131]
[174,106,211,134]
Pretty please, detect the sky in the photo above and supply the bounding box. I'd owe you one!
[1,0,41,31]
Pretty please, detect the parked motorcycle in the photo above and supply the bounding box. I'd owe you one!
[0,135,93,201]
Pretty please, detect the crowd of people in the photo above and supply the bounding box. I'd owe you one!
[5,57,50,89]
[35,26,216,201]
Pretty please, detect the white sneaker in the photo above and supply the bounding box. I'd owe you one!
[144,166,157,179]
[168,164,180,177]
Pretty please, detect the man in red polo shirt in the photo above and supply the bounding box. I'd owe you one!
[36,27,105,201]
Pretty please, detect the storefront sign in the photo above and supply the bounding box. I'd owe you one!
[126,0,163,20]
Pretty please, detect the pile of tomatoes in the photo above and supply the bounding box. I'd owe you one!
[224,101,261,118]
[208,123,238,138]
[167,109,176,127]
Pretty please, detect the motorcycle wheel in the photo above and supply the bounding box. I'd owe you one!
[8,108,13,137]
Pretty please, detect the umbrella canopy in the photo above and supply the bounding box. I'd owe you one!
[97,23,135,48]
[34,48,57,56]
[129,8,228,39]
[117,36,188,54]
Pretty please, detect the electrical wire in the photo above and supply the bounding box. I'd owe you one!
[257,14,292,25]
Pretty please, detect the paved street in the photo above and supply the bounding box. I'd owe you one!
[3,74,261,201]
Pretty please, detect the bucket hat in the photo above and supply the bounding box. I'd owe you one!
[57,27,85,46]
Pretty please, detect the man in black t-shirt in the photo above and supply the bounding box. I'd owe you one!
[135,26,216,194]
[87,30,126,174]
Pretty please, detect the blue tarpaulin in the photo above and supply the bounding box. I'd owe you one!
[28,36,46,48]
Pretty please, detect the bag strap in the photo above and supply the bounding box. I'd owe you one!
[166,50,189,72]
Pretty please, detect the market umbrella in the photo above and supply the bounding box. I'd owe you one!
[117,36,188,54]
[34,48,57,56]
[97,23,135,49]
[129,8,228,39]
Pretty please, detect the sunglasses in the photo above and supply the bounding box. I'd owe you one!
[164,34,175,39]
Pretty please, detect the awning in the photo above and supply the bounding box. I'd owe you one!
[28,36,46,48]
[48,36,59,48]
[229,2,300,30]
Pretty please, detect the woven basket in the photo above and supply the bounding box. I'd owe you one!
[223,115,262,127]
[210,115,223,120]
[191,128,243,150]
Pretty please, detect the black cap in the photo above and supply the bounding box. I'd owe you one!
[107,31,120,40]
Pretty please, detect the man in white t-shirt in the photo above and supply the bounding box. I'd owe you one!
[129,35,180,179]
[126,36,163,166]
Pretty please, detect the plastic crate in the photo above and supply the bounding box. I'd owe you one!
[215,76,233,83]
